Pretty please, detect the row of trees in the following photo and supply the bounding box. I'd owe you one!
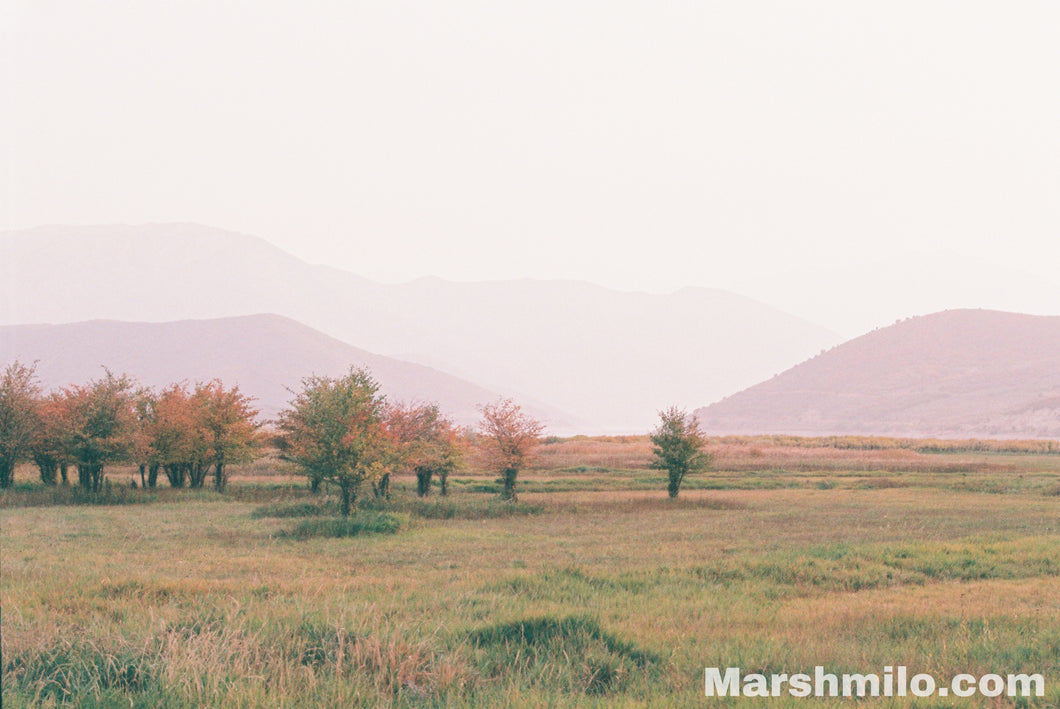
[2,361,712,507]
[276,369,472,515]
[0,362,257,491]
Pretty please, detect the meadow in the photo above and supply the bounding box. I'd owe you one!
[1,437,1058,707]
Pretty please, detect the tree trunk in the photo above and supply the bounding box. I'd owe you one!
[91,465,105,492]
[60,463,69,486]
[667,472,681,498]
[374,473,390,500]
[189,462,208,489]
[147,464,159,488]
[439,471,449,496]
[165,464,185,488]
[340,484,353,517]
[78,464,92,489]
[501,467,518,502]
[138,464,147,489]
[36,456,58,486]
[416,467,432,497]
[0,460,14,488]
[213,462,226,492]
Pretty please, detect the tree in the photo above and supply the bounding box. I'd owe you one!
[143,383,199,488]
[649,407,712,498]
[193,380,259,491]
[387,402,466,497]
[131,386,158,489]
[478,398,543,502]
[0,361,42,488]
[31,392,72,486]
[63,370,138,491]
[277,368,391,516]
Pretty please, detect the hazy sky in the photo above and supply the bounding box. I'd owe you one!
[4,1,1058,333]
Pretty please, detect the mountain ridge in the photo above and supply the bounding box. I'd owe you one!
[694,309,1060,438]
[2,223,841,430]
[0,314,574,429]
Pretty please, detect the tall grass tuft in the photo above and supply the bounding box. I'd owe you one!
[467,615,658,695]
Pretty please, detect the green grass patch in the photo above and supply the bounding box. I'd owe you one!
[400,497,544,519]
[467,615,659,695]
[280,512,407,539]
[251,500,338,518]
[0,483,160,508]
[2,637,157,706]
[360,493,545,519]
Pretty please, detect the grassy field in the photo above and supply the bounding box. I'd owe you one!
[2,438,1058,707]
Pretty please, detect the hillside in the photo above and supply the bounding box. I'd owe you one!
[0,224,840,431]
[0,315,570,427]
[695,310,1060,438]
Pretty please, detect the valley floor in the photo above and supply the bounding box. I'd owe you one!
[2,440,1058,707]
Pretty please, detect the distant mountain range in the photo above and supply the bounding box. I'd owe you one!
[695,310,1060,438]
[0,315,566,427]
[1,224,840,431]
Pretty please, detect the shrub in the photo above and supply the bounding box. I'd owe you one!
[280,512,406,539]
[251,500,339,518]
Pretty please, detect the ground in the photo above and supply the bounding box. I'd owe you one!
[2,438,1058,707]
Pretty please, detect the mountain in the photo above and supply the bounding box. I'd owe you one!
[694,310,1060,438]
[1,223,841,431]
[0,315,568,427]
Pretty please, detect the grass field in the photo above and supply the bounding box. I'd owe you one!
[2,438,1058,707]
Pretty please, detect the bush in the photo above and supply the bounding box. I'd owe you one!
[280,512,406,539]
[361,494,544,519]
[251,500,339,518]
[406,498,543,520]
[860,477,908,489]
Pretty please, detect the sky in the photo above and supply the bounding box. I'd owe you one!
[3,1,1058,335]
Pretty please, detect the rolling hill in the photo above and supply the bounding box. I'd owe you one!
[694,310,1060,438]
[0,315,571,427]
[1,224,840,431]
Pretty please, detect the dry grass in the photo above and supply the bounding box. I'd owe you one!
[2,438,1059,706]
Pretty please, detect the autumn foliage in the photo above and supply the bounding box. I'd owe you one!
[477,398,543,501]
[386,402,466,497]
[0,361,260,492]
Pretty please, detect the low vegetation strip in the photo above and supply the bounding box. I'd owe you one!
[376,496,545,520]
[486,539,1060,606]
[251,500,339,518]
[279,512,407,539]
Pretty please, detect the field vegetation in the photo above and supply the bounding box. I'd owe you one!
[2,434,1058,707]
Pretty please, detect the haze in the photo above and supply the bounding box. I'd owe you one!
[3,1,1059,336]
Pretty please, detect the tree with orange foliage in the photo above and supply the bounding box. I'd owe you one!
[387,402,466,497]
[31,392,73,486]
[143,383,200,488]
[478,398,543,502]
[193,380,259,491]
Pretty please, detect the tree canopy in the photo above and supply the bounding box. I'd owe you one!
[277,368,391,516]
[649,406,712,498]
[0,361,42,488]
[478,398,543,501]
